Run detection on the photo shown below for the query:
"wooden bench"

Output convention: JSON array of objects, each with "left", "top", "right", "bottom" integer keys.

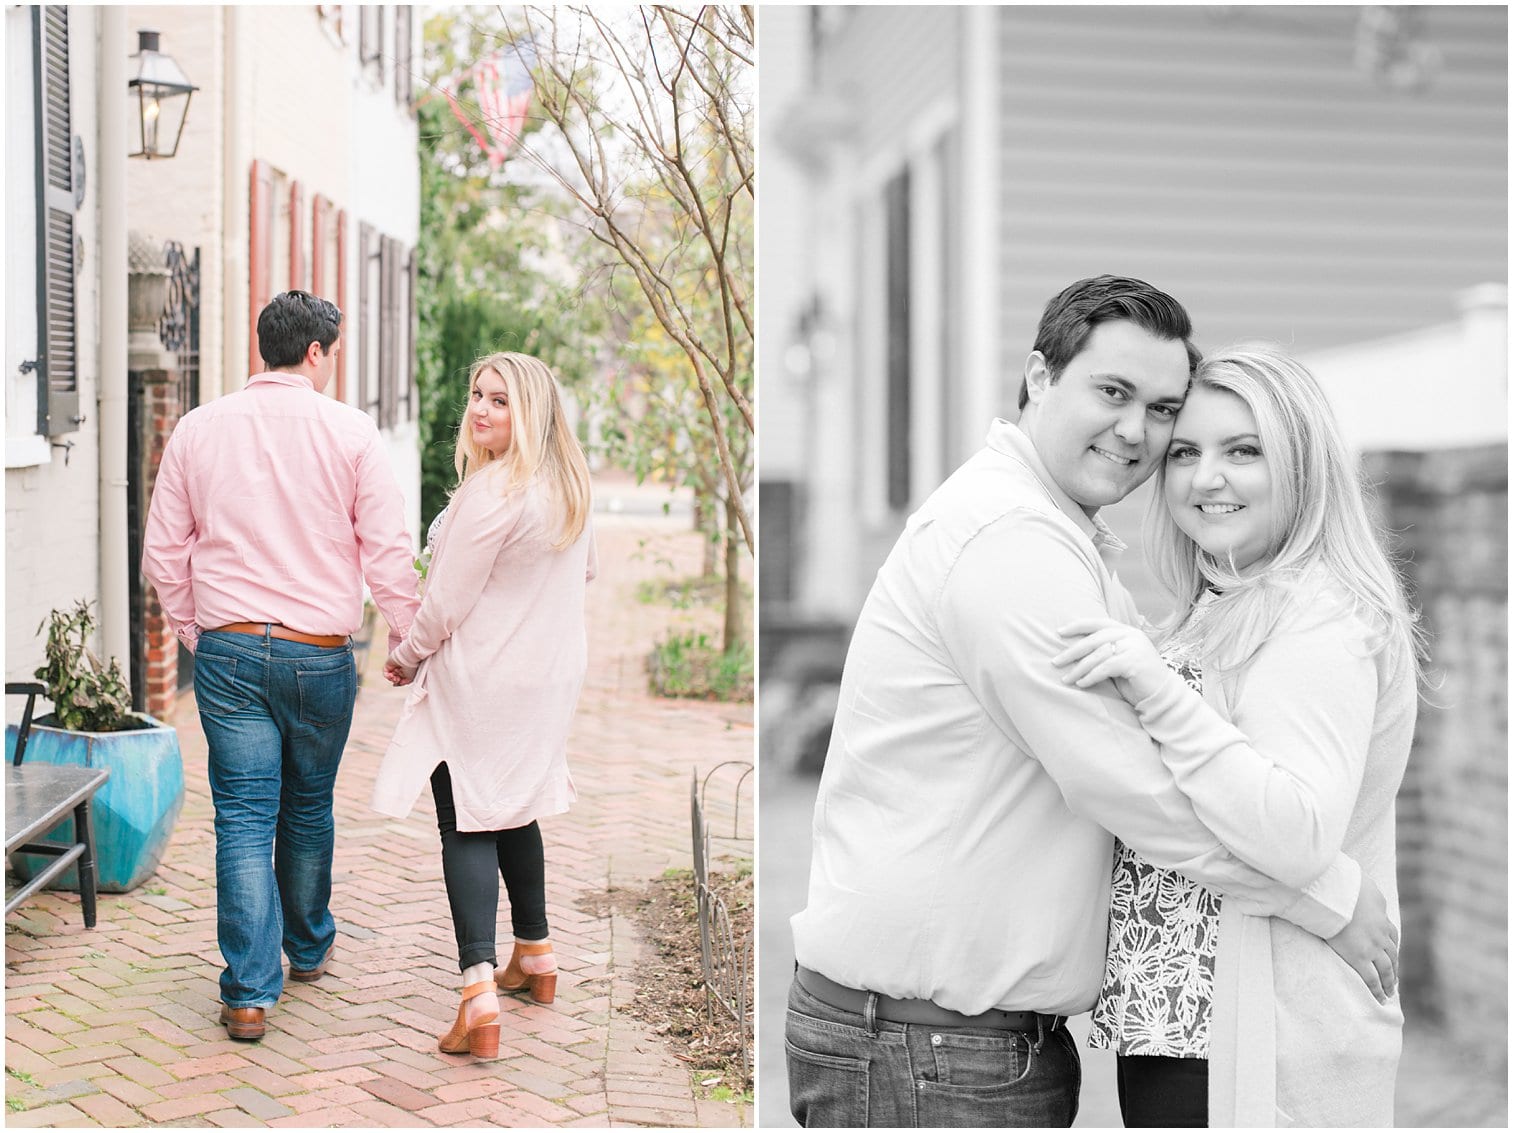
[{"left": 5, "top": 682, "right": 109, "bottom": 928}]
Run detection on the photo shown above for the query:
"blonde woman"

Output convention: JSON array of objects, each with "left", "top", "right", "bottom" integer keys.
[
  {"left": 1053, "top": 346, "right": 1422, "bottom": 1126},
  {"left": 372, "top": 352, "right": 596, "bottom": 1059}
]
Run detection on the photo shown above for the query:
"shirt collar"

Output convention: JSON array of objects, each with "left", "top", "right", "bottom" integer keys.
[
  {"left": 246, "top": 370, "right": 315, "bottom": 392},
  {"left": 985, "top": 418, "right": 1127, "bottom": 548}
]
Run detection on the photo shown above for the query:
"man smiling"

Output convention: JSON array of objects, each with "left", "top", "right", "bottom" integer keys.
[{"left": 784, "top": 276, "right": 1392, "bottom": 1127}]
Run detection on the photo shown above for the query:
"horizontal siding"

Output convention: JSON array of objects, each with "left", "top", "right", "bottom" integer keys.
[
  {"left": 823, "top": 7, "right": 960, "bottom": 156},
  {"left": 995, "top": 4, "right": 1508, "bottom": 370}
]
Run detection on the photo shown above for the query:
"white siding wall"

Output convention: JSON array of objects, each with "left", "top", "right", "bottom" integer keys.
[
  {"left": 349, "top": 6, "right": 421, "bottom": 543},
  {"left": 820, "top": 8, "right": 958, "bottom": 155},
  {"left": 124, "top": 7, "right": 225, "bottom": 397},
  {"left": 755, "top": 8, "right": 809, "bottom": 480},
  {"left": 123, "top": 4, "right": 422, "bottom": 543},
  {"left": 6, "top": 9, "right": 104, "bottom": 690},
  {"left": 823, "top": 8, "right": 965, "bottom": 609},
  {"left": 992, "top": 6, "right": 1508, "bottom": 388}
]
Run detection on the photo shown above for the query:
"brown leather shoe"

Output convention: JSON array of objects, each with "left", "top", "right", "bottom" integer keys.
[
  {"left": 437, "top": 982, "right": 500, "bottom": 1059},
  {"left": 219, "top": 1005, "right": 266, "bottom": 1041},
  {"left": 496, "top": 939, "right": 557, "bottom": 1004},
  {"left": 290, "top": 940, "right": 335, "bottom": 983}
]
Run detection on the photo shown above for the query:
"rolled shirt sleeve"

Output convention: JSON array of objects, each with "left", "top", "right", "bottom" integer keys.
[
  {"left": 937, "top": 509, "right": 1357, "bottom": 938},
  {"left": 352, "top": 429, "right": 422, "bottom": 652}
]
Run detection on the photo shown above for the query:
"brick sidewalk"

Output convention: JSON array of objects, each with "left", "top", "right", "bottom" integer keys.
[{"left": 6, "top": 501, "right": 752, "bottom": 1128}]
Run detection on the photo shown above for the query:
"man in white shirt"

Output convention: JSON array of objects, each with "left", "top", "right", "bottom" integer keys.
[{"left": 785, "top": 276, "right": 1396, "bottom": 1127}]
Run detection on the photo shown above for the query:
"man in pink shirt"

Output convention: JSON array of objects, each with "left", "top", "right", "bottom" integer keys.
[{"left": 142, "top": 290, "right": 420, "bottom": 1041}]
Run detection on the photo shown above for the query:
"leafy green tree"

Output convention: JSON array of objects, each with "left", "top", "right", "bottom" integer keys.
[
  {"left": 499, "top": 5, "right": 754, "bottom": 653},
  {"left": 419, "top": 6, "right": 753, "bottom": 657},
  {"left": 415, "top": 10, "right": 600, "bottom": 530}
]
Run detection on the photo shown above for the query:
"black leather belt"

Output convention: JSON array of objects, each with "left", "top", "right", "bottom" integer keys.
[{"left": 796, "top": 966, "right": 1064, "bottom": 1033}]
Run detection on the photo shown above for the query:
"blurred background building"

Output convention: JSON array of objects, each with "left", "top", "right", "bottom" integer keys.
[
  {"left": 758, "top": 5, "right": 1506, "bottom": 1126},
  {"left": 6, "top": 5, "right": 420, "bottom": 721}
]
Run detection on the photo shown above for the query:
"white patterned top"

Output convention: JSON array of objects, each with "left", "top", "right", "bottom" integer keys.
[{"left": 1088, "top": 655, "right": 1222, "bottom": 1058}]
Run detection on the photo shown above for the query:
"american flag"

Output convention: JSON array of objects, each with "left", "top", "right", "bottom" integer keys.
[{"left": 445, "top": 39, "right": 536, "bottom": 169}]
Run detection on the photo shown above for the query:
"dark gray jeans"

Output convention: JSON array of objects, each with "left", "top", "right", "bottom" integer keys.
[{"left": 785, "top": 975, "right": 1081, "bottom": 1128}]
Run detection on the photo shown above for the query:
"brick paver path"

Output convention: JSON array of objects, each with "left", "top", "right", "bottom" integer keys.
[{"left": 6, "top": 482, "right": 751, "bottom": 1128}]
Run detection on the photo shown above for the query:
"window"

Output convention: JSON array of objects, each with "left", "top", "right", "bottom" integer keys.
[
  {"left": 288, "top": 180, "right": 306, "bottom": 291},
  {"left": 359, "top": 5, "right": 384, "bottom": 80},
  {"left": 395, "top": 6, "right": 413, "bottom": 110},
  {"left": 248, "top": 158, "right": 294, "bottom": 373},
  {"left": 358, "top": 222, "right": 416, "bottom": 429},
  {"left": 359, "top": 222, "right": 380, "bottom": 417},
  {"left": 855, "top": 107, "right": 960, "bottom": 521},
  {"left": 34, "top": 4, "right": 79, "bottom": 439},
  {"left": 883, "top": 168, "right": 910, "bottom": 512},
  {"left": 311, "top": 194, "right": 346, "bottom": 399}
]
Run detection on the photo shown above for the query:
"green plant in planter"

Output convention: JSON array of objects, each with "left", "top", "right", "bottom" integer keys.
[
  {"left": 34, "top": 600, "right": 136, "bottom": 732},
  {"left": 8, "top": 599, "right": 184, "bottom": 892}
]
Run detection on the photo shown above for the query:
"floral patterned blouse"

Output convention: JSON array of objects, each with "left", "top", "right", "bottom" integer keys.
[{"left": 1088, "top": 655, "right": 1223, "bottom": 1058}]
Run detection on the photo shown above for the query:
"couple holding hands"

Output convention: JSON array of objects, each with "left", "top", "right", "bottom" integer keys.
[{"left": 142, "top": 290, "right": 595, "bottom": 1059}]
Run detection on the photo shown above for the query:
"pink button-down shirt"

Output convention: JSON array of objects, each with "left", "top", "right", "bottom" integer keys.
[{"left": 142, "top": 371, "right": 420, "bottom": 652}]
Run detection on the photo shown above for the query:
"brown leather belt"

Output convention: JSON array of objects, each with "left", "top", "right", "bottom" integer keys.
[
  {"left": 796, "top": 966, "right": 1063, "bottom": 1033},
  {"left": 210, "top": 622, "right": 349, "bottom": 648}
]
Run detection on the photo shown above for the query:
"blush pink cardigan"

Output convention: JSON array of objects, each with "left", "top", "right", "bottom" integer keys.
[{"left": 370, "top": 463, "right": 596, "bottom": 831}]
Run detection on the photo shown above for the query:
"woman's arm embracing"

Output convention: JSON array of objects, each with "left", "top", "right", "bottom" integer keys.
[{"left": 1129, "top": 598, "right": 1379, "bottom": 890}]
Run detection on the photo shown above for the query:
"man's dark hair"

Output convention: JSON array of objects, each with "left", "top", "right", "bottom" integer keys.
[
  {"left": 257, "top": 290, "right": 343, "bottom": 370},
  {"left": 1018, "top": 275, "right": 1200, "bottom": 410}
]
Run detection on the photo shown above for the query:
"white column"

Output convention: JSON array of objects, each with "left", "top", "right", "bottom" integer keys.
[
  {"left": 98, "top": 6, "right": 131, "bottom": 677},
  {"left": 221, "top": 4, "right": 246, "bottom": 398},
  {"left": 959, "top": 6, "right": 1001, "bottom": 433}
]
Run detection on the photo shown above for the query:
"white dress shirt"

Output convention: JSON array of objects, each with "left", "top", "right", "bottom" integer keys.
[{"left": 790, "top": 420, "right": 1358, "bottom": 1017}]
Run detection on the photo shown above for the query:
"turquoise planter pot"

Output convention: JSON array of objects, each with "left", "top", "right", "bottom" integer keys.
[{"left": 6, "top": 714, "right": 185, "bottom": 893}]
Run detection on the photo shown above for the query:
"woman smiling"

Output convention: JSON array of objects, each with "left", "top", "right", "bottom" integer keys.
[
  {"left": 1055, "top": 346, "right": 1425, "bottom": 1126},
  {"left": 370, "top": 352, "right": 596, "bottom": 1060}
]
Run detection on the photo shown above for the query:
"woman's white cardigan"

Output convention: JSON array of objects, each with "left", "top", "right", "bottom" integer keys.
[{"left": 1130, "top": 576, "right": 1416, "bottom": 1127}]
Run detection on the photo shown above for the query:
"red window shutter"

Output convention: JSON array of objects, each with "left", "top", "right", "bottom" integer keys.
[
  {"left": 249, "top": 158, "right": 274, "bottom": 374},
  {"left": 335, "top": 207, "right": 348, "bottom": 403},
  {"left": 311, "top": 194, "right": 329, "bottom": 297},
  {"left": 289, "top": 180, "right": 305, "bottom": 290}
]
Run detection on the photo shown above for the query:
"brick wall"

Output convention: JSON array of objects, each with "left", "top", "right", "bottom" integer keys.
[
  {"left": 138, "top": 369, "right": 184, "bottom": 720},
  {"left": 1368, "top": 444, "right": 1508, "bottom": 1056}
]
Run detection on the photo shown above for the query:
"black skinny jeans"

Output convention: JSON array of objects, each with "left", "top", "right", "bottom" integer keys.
[
  {"left": 430, "top": 762, "right": 549, "bottom": 972},
  {"left": 1116, "top": 1054, "right": 1208, "bottom": 1128}
]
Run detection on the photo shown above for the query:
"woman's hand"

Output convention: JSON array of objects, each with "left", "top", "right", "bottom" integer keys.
[
  {"left": 1052, "top": 617, "right": 1169, "bottom": 703},
  {"left": 384, "top": 659, "right": 415, "bottom": 687},
  {"left": 1326, "top": 873, "right": 1399, "bottom": 1005}
]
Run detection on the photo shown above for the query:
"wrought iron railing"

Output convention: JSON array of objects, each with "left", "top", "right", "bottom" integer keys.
[{"left": 690, "top": 760, "right": 753, "bottom": 1070}]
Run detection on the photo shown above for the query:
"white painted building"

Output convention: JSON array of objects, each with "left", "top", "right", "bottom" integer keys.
[
  {"left": 5, "top": 4, "right": 422, "bottom": 706},
  {"left": 759, "top": 5, "right": 1508, "bottom": 628}
]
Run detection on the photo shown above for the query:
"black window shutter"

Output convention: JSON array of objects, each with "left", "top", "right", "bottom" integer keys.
[
  {"left": 35, "top": 5, "right": 79, "bottom": 437},
  {"left": 359, "top": 222, "right": 377, "bottom": 420},
  {"left": 884, "top": 168, "right": 911, "bottom": 511},
  {"left": 406, "top": 245, "right": 417, "bottom": 421},
  {"left": 379, "top": 236, "right": 396, "bottom": 430},
  {"left": 395, "top": 7, "right": 413, "bottom": 110}
]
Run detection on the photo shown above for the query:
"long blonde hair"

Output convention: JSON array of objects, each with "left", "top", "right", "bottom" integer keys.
[
  {"left": 453, "top": 351, "right": 592, "bottom": 547},
  {"left": 1147, "top": 346, "right": 1426, "bottom": 683}
]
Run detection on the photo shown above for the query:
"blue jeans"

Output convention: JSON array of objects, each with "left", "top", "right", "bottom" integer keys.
[
  {"left": 785, "top": 975, "right": 1081, "bottom": 1127},
  {"left": 194, "top": 630, "right": 357, "bottom": 1008}
]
